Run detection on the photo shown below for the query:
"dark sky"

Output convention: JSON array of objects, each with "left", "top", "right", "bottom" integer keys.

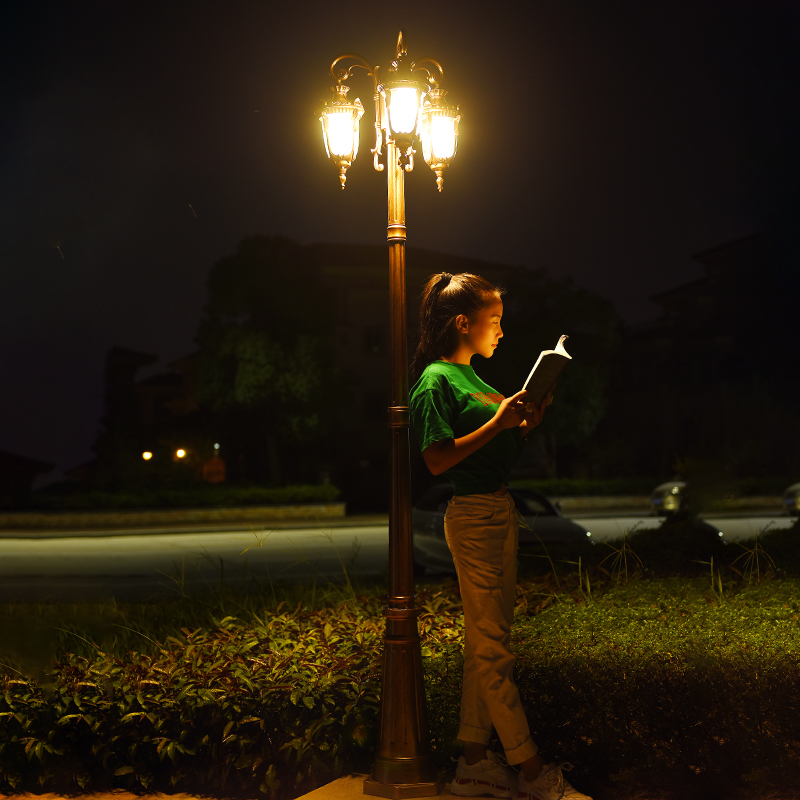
[{"left": 1, "top": 0, "right": 797, "bottom": 482}]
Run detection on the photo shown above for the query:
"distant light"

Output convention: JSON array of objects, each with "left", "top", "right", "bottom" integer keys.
[
  {"left": 176, "top": 449, "right": 186, "bottom": 459},
  {"left": 586, "top": 531, "right": 592, "bottom": 537},
  {"left": 214, "top": 443, "right": 220, "bottom": 450},
  {"left": 142, "top": 451, "right": 153, "bottom": 461},
  {"left": 718, "top": 531, "right": 724, "bottom": 537}
]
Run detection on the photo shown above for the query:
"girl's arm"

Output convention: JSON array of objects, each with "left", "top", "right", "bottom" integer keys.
[{"left": 422, "top": 389, "right": 530, "bottom": 475}]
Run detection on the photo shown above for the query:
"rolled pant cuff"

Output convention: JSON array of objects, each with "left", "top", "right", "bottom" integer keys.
[
  {"left": 457, "top": 724, "right": 492, "bottom": 745},
  {"left": 504, "top": 736, "right": 538, "bottom": 766}
]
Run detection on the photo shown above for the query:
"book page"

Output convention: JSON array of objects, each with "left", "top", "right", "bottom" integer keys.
[
  {"left": 521, "top": 335, "right": 571, "bottom": 404},
  {"left": 553, "top": 334, "right": 570, "bottom": 357}
]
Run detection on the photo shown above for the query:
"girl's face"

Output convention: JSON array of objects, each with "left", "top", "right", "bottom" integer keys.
[{"left": 464, "top": 299, "right": 504, "bottom": 359}]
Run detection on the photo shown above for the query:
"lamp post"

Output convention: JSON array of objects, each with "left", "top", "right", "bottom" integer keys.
[{"left": 318, "top": 32, "right": 459, "bottom": 798}]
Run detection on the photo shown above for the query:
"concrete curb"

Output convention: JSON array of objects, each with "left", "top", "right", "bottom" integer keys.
[{"left": 0, "top": 503, "right": 346, "bottom": 531}]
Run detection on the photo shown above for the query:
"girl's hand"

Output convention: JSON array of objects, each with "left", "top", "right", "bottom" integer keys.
[
  {"left": 525, "top": 383, "right": 556, "bottom": 412},
  {"left": 520, "top": 391, "right": 552, "bottom": 437},
  {"left": 492, "top": 389, "right": 530, "bottom": 430}
]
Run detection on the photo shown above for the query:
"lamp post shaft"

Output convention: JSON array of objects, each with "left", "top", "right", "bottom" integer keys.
[{"left": 363, "top": 141, "right": 442, "bottom": 797}]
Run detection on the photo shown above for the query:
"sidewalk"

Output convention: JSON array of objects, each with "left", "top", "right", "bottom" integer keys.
[
  {"left": 299, "top": 774, "right": 453, "bottom": 800},
  {"left": 7, "top": 775, "right": 453, "bottom": 800}
]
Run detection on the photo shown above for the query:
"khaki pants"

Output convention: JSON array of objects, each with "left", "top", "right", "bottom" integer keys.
[{"left": 444, "top": 492, "right": 538, "bottom": 765}]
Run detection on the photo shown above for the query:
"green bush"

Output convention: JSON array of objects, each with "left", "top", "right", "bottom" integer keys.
[
  {"left": 510, "top": 578, "right": 800, "bottom": 797},
  {"left": 25, "top": 483, "right": 341, "bottom": 511},
  {"left": 0, "top": 597, "right": 385, "bottom": 798}
]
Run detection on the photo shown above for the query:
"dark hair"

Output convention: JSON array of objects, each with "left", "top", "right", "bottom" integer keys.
[{"left": 411, "top": 272, "right": 503, "bottom": 381}]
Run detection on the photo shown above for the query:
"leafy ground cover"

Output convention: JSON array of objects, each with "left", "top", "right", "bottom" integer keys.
[{"left": 1, "top": 525, "right": 799, "bottom": 799}]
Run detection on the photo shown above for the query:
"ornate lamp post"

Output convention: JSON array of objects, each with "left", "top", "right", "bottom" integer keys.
[{"left": 318, "top": 32, "right": 459, "bottom": 798}]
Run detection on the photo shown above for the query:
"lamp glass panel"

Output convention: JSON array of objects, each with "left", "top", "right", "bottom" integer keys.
[
  {"left": 430, "top": 115, "right": 457, "bottom": 160},
  {"left": 325, "top": 109, "right": 357, "bottom": 158},
  {"left": 420, "top": 121, "right": 432, "bottom": 163},
  {"left": 387, "top": 87, "right": 420, "bottom": 134}
]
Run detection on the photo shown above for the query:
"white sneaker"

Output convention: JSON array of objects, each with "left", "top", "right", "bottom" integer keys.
[
  {"left": 451, "top": 751, "right": 518, "bottom": 798},
  {"left": 515, "top": 762, "right": 591, "bottom": 800}
]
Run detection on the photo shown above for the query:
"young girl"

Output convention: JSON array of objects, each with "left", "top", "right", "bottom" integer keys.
[{"left": 409, "top": 273, "right": 591, "bottom": 800}]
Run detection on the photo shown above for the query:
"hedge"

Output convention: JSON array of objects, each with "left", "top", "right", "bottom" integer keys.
[{"left": 19, "top": 484, "right": 341, "bottom": 512}]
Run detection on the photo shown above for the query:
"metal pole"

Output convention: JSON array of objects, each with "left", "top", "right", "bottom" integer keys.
[{"left": 363, "top": 141, "right": 442, "bottom": 798}]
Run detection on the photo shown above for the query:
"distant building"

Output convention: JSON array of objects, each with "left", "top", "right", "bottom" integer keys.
[
  {"left": 597, "top": 234, "right": 785, "bottom": 478},
  {"left": 135, "top": 354, "right": 198, "bottom": 427},
  {"left": 622, "top": 234, "right": 760, "bottom": 390}
]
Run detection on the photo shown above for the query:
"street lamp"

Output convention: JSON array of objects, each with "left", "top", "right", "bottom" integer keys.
[
  {"left": 319, "top": 31, "right": 460, "bottom": 191},
  {"left": 317, "top": 32, "right": 459, "bottom": 798}
]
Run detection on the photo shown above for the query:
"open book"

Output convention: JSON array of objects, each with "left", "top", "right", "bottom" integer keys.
[{"left": 521, "top": 335, "right": 572, "bottom": 406}]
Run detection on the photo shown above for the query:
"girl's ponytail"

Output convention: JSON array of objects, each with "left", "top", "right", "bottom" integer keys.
[{"left": 411, "top": 272, "right": 502, "bottom": 382}]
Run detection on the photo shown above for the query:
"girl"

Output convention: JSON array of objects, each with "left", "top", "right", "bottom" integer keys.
[{"left": 409, "top": 273, "right": 591, "bottom": 800}]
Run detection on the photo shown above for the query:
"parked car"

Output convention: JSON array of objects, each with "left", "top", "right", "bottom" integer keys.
[
  {"left": 784, "top": 483, "right": 800, "bottom": 516},
  {"left": 412, "top": 484, "right": 592, "bottom": 574},
  {"left": 650, "top": 479, "right": 688, "bottom": 516}
]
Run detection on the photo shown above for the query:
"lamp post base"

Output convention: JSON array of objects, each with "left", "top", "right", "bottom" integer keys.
[{"left": 363, "top": 773, "right": 445, "bottom": 799}]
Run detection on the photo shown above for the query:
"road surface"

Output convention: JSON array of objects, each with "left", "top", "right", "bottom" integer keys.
[
  {"left": 0, "top": 515, "right": 794, "bottom": 601},
  {"left": 574, "top": 514, "right": 794, "bottom": 543}
]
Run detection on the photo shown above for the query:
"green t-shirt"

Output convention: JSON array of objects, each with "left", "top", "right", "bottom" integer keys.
[{"left": 409, "top": 360, "right": 522, "bottom": 496}]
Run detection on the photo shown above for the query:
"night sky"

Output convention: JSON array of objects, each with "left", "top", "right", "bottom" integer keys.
[{"left": 2, "top": 1, "right": 797, "bottom": 482}]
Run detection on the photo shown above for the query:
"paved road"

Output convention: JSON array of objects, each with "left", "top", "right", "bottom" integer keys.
[
  {"left": 0, "top": 525, "right": 390, "bottom": 602},
  {"left": 0, "top": 515, "right": 794, "bottom": 601}
]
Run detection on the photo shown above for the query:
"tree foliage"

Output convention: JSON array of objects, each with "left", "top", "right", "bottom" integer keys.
[
  {"left": 478, "top": 266, "right": 621, "bottom": 472},
  {"left": 195, "top": 236, "right": 337, "bottom": 483}
]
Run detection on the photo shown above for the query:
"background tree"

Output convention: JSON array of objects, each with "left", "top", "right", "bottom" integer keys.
[
  {"left": 195, "top": 236, "right": 337, "bottom": 485},
  {"left": 477, "top": 267, "right": 621, "bottom": 478}
]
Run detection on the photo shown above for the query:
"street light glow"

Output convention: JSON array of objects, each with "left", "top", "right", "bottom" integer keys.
[
  {"left": 323, "top": 105, "right": 361, "bottom": 158},
  {"left": 318, "top": 31, "right": 458, "bottom": 192},
  {"left": 175, "top": 449, "right": 186, "bottom": 459},
  {"left": 429, "top": 115, "right": 457, "bottom": 158},
  {"left": 142, "top": 451, "right": 153, "bottom": 460},
  {"left": 419, "top": 88, "right": 460, "bottom": 191},
  {"left": 318, "top": 84, "right": 364, "bottom": 188},
  {"left": 383, "top": 85, "right": 421, "bottom": 134}
]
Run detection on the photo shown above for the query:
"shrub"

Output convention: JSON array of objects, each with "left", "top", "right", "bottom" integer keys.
[{"left": 25, "top": 484, "right": 341, "bottom": 511}]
